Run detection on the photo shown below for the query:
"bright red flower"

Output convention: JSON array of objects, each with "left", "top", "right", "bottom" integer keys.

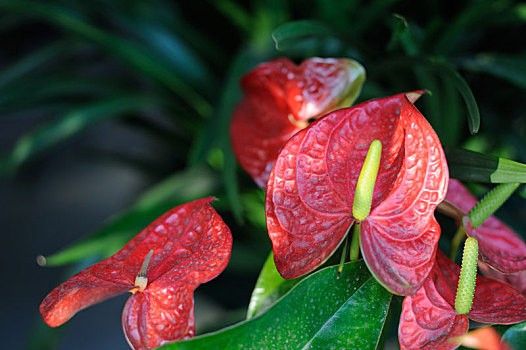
[
  {"left": 446, "top": 179, "right": 526, "bottom": 274},
  {"left": 265, "top": 92, "right": 448, "bottom": 295},
  {"left": 40, "top": 197, "right": 232, "bottom": 350},
  {"left": 398, "top": 250, "right": 526, "bottom": 350},
  {"left": 230, "top": 57, "right": 365, "bottom": 187}
]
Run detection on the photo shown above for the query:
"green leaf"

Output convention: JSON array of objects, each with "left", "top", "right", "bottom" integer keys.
[
  {"left": 0, "top": 41, "right": 69, "bottom": 88},
  {"left": 461, "top": 53, "right": 526, "bottom": 90},
  {"left": 0, "top": 95, "right": 158, "bottom": 175},
  {"left": 160, "top": 261, "right": 392, "bottom": 349},
  {"left": 39, "top": 167, "right": 219, "bottom": 266},
  {"left": 0, "top": 0, "right": 210, "bottom": 116},
  {"left": 272, "top": 20, "right": 335, "bottom": 51},
  {"left": 447, "top": 148, "right": 526, "bottom": 183},
  {"left": 503, "top": 321, "right": 526, "bottom": 350},
  {"left": 189, "top": 49, "right": 261, "bottom": 222},
  {"left": 387, "top": 14, "right": 408, "bottom": 51},
  {"left": 246, "top": 252, "right": 302, "bottom": 319},
  {"left": 429, "top": 59, "right": 480, "bottom": 135}
]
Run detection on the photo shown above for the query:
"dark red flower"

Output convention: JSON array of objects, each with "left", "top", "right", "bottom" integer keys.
[
  {"left": 230, "top": 57, "right": 365, "bottom": 187},
  {"left": 446, "top": 179, "right": 526, "bottom": 275},
  {"left": 40, "top": 197, "right": 232, "bottom": 350},
  {"left": 265, "top": 91, "right": 449, "bottom": 295},
  {"left": 399, "top": 250, "right": 526, "bottom": 350}
]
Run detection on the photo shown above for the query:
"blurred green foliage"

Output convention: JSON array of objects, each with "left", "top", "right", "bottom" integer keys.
[{"left": 1, "top": 0, "right": 525, "bottom": 348}]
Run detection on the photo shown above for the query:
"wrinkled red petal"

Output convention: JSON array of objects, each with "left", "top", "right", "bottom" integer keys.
[
  {"left": 399, "top": 275, "right": 468, "bottom": 350},
  {"left": 122, "top": 282, "right": 195, "bottom": 350},
  {"left": 434, "top": 250, "right": 526, "bottom": 324},
  {"left": 230, "top": 57, "right": 364, "bottom": 187},
  {"left": 362, "top": 96, "right": 447, "bottom": 294},
  {"left": 446, "top": 179, "right": 526, "bottom": 273},
  {"left": 266, "top": 92, "right": 447, "bottom": 293},
  {"left": 40, "top": 198, "right": 232, "bottom": 350},
  {"left": 478, "top": 260, "right": 526, "bottom": 294}
]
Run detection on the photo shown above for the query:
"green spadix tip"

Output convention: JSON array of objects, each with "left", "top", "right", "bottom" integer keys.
[
  {"left": 454, "top": 237, "right": 479, "bottom": 315},
  {"left": 353, "top": 140, "right": 382, "bottom": 221}
]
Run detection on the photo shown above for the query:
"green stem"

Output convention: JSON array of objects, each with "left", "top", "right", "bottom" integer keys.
[
  {"left": 449, "top": 224, "right": 466, "bottom": 261},
  {"left": 337, "top": 235, "right": 349, "bottom": 279},
  {"left": 350, "top": 223, "right": 361, "bottom": 261}
]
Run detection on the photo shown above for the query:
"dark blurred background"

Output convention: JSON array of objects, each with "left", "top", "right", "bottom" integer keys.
[{"left": 1, "top": 0, "right": 525, "bottom": 349}]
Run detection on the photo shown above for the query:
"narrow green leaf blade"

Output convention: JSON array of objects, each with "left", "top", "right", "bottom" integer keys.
[
  {"left": 503, "top": 321, "right": 526, "bottom": 350},
  {"left": 0, "top": 95, "right": 158, "bottom": 175},
  {"left": 0, "top": 0, "right": 210, "bottom": 116},
  {"left": 160, "top": 261, "right": 392, "bottom": 350},
  {"left": 447, "top": 148, "right": 526, "bottom": 183},
  {"left": 272, "top": 20, "right": 335, "bottom": 51},
  {"left": 246, "top": 252, "right": 302, "bottom": 319},
  {"left": 429, "top": 60, "right": 480, "bottom": 134},
  {"left": 461, "top": 53, "right": 526, "bottom": 90}
]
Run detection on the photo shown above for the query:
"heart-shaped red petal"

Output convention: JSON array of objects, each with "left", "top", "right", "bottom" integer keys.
[
  {"left": 399, "top": 272, "right": 468, "bottom": 350},
  {"left": 266, "top": 92, "right": 448, "bottom": 295},
  {"left": 478, "top": 260, "right": 526, "bottom": 294},
  {"left": 434, "top": 250, "right": 526, "bottom": 324},
  {"left": 446, "top": 179, "right": 526, "bottom": 273},
  {"left": 230, "top": 57, "right": 365, "bottom": 187},
  {"left": 40, "top": 197, "right": 232, "bottom": 350}
]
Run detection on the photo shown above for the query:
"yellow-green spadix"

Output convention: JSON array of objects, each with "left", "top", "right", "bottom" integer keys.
[{"left": 353, "top": 140, "right": 382, "bottom": 221}]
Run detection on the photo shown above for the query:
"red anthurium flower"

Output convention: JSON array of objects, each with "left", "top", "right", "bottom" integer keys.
[
  {"left": 446, "top": 179, "right": 526, "bottom": 274},
  {"left": 230, "top": 57, "right": 365, "bottom": 187},
  {"left": 398, "top": 250, "right": 526, "bottom": 350},
  {"left": 40, "top": 197, "right": 232, "bottom": 350},
  {"left": 265, "top": 92, "right": 449, "bottom": 295}
]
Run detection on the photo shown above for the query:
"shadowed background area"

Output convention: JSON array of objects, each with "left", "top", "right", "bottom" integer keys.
[{"left": 0, "top": 0, "right": 525, "bottom": 349}]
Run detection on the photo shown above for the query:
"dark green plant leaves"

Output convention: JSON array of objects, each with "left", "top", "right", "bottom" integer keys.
[
  {"left": 447, "top": 148, "right": 526, "bottom": 183},
  {"left": 160, "top": 261, "right": 392, "bottom": 350},
  {"left": 39, "top": 167, "right": 219, "bottom": 266},
  {"left": 428, "top": 59, "right": 480, "bottom": 135},
  {"left": 0, "top": 0, "right": 210, "bottom": 116},
  {"left": 461, "top": 53, "right": 526, "bottom": 90},
  {"left": 246, "top": 252, "right": 302, "bottom": 319},
  {"left": 502, "top": 321, "right": 526, "bottom": 350},
  {"left": 0, "top": 95, "right": 159, "bottom": 176},
  {"left": 272, "top": 20, "right": 335, "bottom": 51}
]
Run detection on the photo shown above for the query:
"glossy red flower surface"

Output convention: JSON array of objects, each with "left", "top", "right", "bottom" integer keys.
[
  {"left": 230, "top": 57, "right": 365, "bottom": 187},
  {"left": 446, "top": 179, "right": 526, "bottom": 274},
  {"left": 398, "top": 250, "right": 526, "bottom": 350},
  {"left": 40, "top": 197, "right": 232, "bottom": 350},
  {"left": 265, "top": 92, "right": 448, "bottom": 295}
]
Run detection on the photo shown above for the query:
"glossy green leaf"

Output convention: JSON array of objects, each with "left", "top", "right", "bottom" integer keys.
[
  {"left": 272, "top": 20, "right": 335, "bottom": 51},
  {"left": 447, "top": 148, "right": 526, "bottom": 183},
  {"left": 0, "top": 95, "right": 158, "bottom": 175},
  {"left": 246, "top": 252, "right": 302, "bottom": 319},
  {"left": 0, "top": 0, "right": 210, "bottom": 116},
  {"left": 429, "top": 60, "right": 480, "bottom": 134},
  {"left": 39, "top": 167, "right": 219, "bottom": 266},
  {"left": 160, "top": 261, "right": 392, "bottom": 350},
  {"left": 502, "top": 321, "right": 526, "bottom": 350}
]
